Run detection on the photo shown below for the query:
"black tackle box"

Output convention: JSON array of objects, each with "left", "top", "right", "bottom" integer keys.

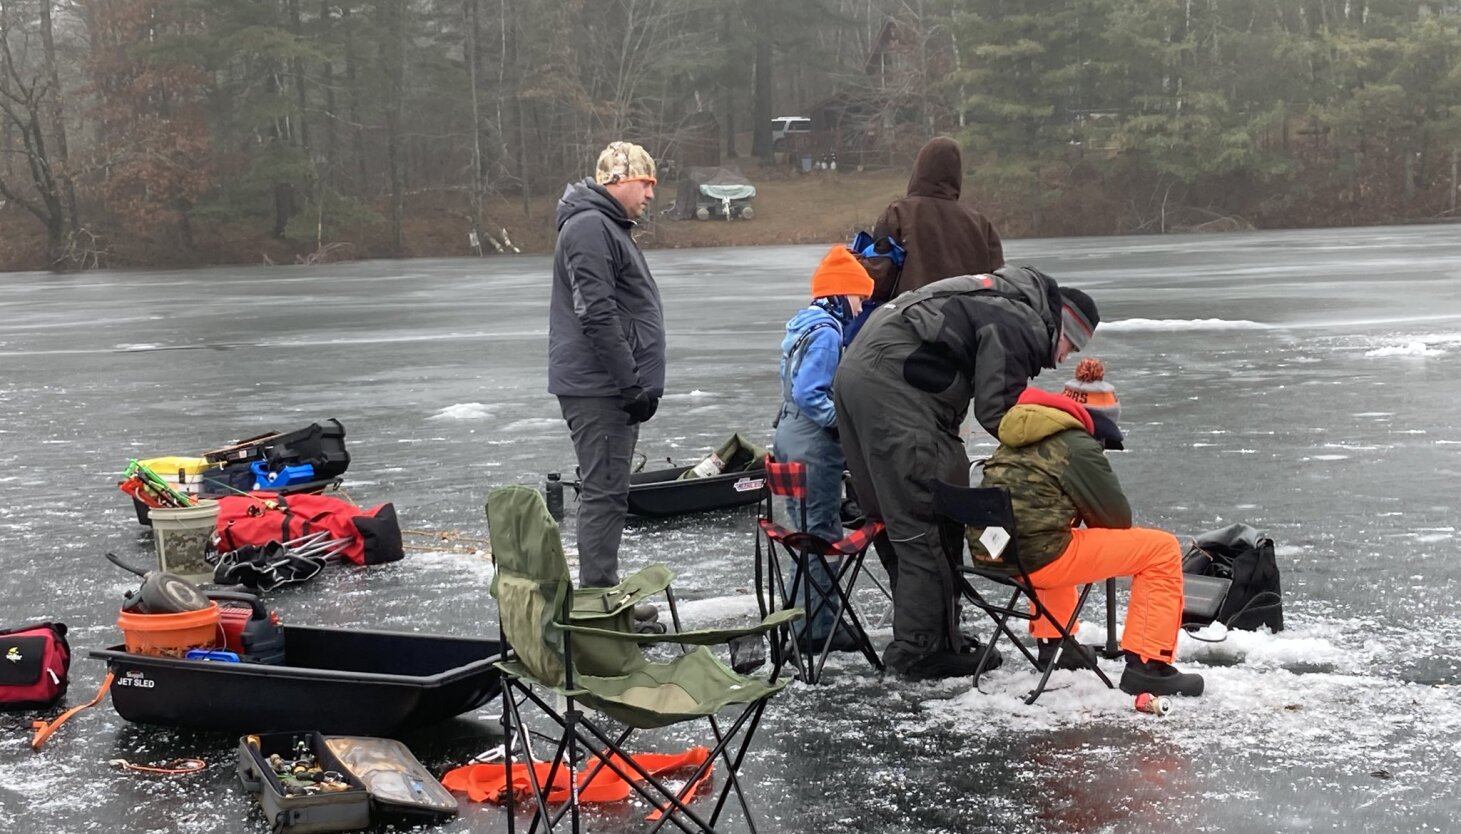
[
  {"left": 238, "top": 731, "right": 458, "bottom": 833},
  {"left": 238, "top": 731, "right": 370, "bottom": 834}
]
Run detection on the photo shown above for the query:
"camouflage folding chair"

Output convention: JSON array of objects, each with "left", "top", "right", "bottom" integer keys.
[{"left": 486, "top": 485, "right": 801, "bottom": 834}]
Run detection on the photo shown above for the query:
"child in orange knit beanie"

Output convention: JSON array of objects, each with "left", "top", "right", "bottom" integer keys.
[{"left": 772, "top": 244, "right": 874, "bottom": 651}]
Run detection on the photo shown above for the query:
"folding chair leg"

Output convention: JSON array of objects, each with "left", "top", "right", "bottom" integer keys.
[
  {"left": 513, "top": 685, "right": 714, "bottom": 834},
  {"left": 570, "top": 710, "right": 732, "bottom": 834},
  {"left": 983, "top": 584, "right": 1042, "bottom": 668},
  {"left": 765, "top": 542, "right": 813, "bottom": 681},
  {"left": 810, "top": 555, "right": 883, "bottom": 680},
  {"left": 1024, "top": 583, "right": 1114, "bottom": 705},
  {"left": 503, "top": 686, "right": 559, "bottom": 833},
  {"left": 863, "top": 569, "right": 894, "bottom": 628},
  {"left": 504, "top": 679, "right": 516, "bottom": 834},
  {"left": 704, "top": 705, "right": 770, "bottom": 833},
  {"left": 973, "top": 593, "right": 1034, "bottom": 689},
  {"left": 545, "top": 725, "right": 636, "bottom": 831},
  {"left": 1101, "top": 577, "right": 1123, "bottom": 659}
]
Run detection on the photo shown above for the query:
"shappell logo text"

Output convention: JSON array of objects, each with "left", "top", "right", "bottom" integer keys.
[{"left": 117, "top": 671, "right": 155, "bottom": 689}]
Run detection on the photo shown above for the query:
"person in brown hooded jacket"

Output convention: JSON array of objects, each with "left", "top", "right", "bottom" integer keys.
[{"left": 869, "top": 136, "right": 1005, "bottom": 302}]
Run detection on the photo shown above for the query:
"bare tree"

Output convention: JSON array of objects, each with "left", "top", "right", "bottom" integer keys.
[{"left": 0, "top": 0, "right": 76, "bottom": 267}]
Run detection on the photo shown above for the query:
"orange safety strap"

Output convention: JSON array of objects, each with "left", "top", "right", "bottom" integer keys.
[
  {"left": 109, "top": 757, "right": 208, "bottom": 775},
  {"left": 31, "top": 672, "right": 114, "bottom": 751},
  {"left": 442, "top": 746, "right": 714, "bottom": 819}
]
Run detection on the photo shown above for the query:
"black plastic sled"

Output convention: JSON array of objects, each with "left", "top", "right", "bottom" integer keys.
[
  {"left": 625, "top": 465, "right": 767, "bottom": 518},
  {"left": 89, "top": 626, "right": 501, "bottom": 735}
]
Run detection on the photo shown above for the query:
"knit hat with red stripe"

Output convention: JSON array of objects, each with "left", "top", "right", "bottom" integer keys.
[{"left": 1058, "top": 287, "right": 1099, "bottom": 352}]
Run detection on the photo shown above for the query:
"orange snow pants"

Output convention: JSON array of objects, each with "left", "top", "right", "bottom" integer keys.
[{"left": 1024, "top": 527, "right": 1184, "bottom": 664}]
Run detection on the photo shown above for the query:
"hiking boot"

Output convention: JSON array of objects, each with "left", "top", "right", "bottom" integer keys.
[
  {"left": 959, "top": 634, "right": 1004, "bottom": 672},
  {"left": 1037, "top": 638, "right": 1097, "bottom": 672},
  {"left": 1119, "top": 659, "right": 1204, "bottom": 697},
  {"left": 632, "top": 619, "right": 668, "bottom": 635},
  {"left": 899, "top": 647, "right": 1001, "bottom": 681},
  {"left": 633, "top": 603, "right": 660, "bottom": 623}
]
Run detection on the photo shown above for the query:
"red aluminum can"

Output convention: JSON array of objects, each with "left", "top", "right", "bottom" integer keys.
[{"left": 1134, "top": 692, "right": 1171, "bottom": 716}]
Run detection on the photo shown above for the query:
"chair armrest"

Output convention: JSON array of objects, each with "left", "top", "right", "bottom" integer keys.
[
  {"left": 569, "top": 564, "right": 675, "bottom": 621},
  {"left": 561, "top": 608, "right": 804, "bottom": 646}
]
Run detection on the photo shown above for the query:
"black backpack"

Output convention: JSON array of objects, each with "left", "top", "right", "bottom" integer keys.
[{"left": 1182, "top": 523, "right": 1284, "bottom": 632}]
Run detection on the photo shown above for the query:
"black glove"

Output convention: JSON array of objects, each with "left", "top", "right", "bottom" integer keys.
[{"left": 620, "top": 386, "right": 659, "bottom": 425}]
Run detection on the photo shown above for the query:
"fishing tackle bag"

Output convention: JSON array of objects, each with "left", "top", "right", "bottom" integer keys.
[
  {"left": 1182, "top": 523, "right": 1284, "bottom": 632},
  {"left": 0, "top": 622, "right": 71, "bottom": 710}
]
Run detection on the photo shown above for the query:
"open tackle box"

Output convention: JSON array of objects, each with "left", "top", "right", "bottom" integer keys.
[{"left": 238, "top": 731, "right": 457, "bottom": 833}]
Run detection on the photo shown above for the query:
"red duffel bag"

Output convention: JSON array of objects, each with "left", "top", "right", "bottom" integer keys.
[
  {"left": 215, "top": 492, "right": 404, "bottom": 566},
  {"left": 0, "top": 623, "right": 71, "bottom": 711}
]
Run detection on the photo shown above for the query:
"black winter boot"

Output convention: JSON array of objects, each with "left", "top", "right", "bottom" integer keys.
[
  {"left": 1037, "top": 638, "right": 1097, "bottom": 672},
  {"left": 1119, "top": 654, "right": 1204, "bottom": 697},
  {"left": 959, "top": 633, "right": 1004, "bottom": 672}
]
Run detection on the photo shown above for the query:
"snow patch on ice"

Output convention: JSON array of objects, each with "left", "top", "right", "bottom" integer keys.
[
  {"left": 675, "top": 593, "right": 761, "bottom": 624},
  {"left": 501, "top": 418, "right": 561, "bottom": 432},
  {"left": 1365, "top": 341, "right": 1444, "bottom": 357},
  {"left": 1101, "top": 318, "right": 1268, "bottom": 332},
  {"left": 429, "top": 402, "right": 495, "bottom": 420},
  {"left": 661, "top": 389, "right": 717, "bottom": 400}
]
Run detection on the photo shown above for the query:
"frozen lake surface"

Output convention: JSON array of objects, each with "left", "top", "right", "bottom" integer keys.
[{"left": 2, "top": 225, "right": 1460, "bottom": 832}]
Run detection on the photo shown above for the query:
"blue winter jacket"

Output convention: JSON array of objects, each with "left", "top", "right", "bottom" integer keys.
[{"left": 779, "top": 306, "right": 845, "bottom": 429}]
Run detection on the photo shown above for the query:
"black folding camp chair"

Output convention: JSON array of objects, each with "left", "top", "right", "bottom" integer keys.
[
  {"left": 486, "top": 485, "right": 801, "bottom": 834},
  {"left": 754, "top": 457, "right": 885, "bottom": 683},
  {"left": 931, "top": 479, "right": 1114, "bottom": 705}
]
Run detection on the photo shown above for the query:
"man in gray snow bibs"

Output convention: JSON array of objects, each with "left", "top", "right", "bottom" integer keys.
[
  {"left": 548, "top": 141, "right": 665, "bottom": 592},
  {"left": 833, "top": 266, "right": 1099, "bottom": 679}
]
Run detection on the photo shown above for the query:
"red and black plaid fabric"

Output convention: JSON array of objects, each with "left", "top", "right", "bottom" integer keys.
[
  {"left": 763, "top": 459, "right": 807, "bottom": 499},
  {"left": 759, "top": 518, "right": 884, "bottom": 558},
  {"left": 828, "top": 520, "right": 884, "bottom": 555}
]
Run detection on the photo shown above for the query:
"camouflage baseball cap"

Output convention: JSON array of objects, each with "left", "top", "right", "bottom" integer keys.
[{"left": 594, "top": 141, "right": 656, "bottom": 185}]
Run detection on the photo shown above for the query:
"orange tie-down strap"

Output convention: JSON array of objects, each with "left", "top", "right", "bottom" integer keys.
[{"left": 443, "top": 746, "right": 713, "bottom": 820}]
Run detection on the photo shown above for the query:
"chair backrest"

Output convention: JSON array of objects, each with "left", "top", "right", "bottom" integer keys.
[
  {"left": 761, "top": 456, "right": 808, "bottom": 529},
  {"left": 930, "top": 479, "right": 1022, "bottom": 570},
  {"left": 485, "top": 485, "right": 572, "bottom": 685},
  {"left": 486, "top": 485, "right": 652, "bottom": 684},
  {"left": 763, "top": 457, "right": 807, "bottom": 499}
]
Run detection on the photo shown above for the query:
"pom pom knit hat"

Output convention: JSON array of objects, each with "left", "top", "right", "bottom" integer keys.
[{"left": 1063, "top": 357, "right": 1120, "bottom": 423}]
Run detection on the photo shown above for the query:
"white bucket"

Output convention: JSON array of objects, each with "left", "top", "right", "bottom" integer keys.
[{"left": 149, "top": 500, "right": 220, "bottom": 583}]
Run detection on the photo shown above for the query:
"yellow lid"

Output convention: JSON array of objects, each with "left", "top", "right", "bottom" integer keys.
[{"left": 137, "top": 456, "right": 218, "bottom": 476}]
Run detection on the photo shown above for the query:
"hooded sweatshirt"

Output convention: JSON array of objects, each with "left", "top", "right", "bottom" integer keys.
[
  {"left": 969, "top": 390, "right": 1132, "bottom": 574},
  {"left": 869, "top": 137, "right": 1005, "bottom": 302},
  {"left": 838, "top": 265, "right": 1064, "bottom": 436},
  {"left": 778, "top": 305, "right": 847, "bottom": 429},
  {"left": 547, "top": 179, "right": 666, "bottom": 398}
]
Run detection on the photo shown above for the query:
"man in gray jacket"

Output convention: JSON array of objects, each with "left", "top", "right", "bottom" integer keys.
[
  {"left": 834, "top": 266, "right": 1099, "bottom": 679},
  {"left": 548, "top": 141, "right": 665, "bottom": 599}
]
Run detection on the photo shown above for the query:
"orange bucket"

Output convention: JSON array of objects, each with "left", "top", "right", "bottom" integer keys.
[{"left": 117, "top": 603, "right": 223, "bottom": 657}]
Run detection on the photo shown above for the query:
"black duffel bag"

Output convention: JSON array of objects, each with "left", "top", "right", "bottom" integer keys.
[{"left": 1182, "top": 523, "right": 1284, "bottom": 632}]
